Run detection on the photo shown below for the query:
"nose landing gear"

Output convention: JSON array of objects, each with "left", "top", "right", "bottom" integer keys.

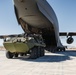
[{"left": 50, "top": 47, "right": 66, "bottom": 53}]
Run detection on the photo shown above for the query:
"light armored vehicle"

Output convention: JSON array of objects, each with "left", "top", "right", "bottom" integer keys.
[{"left": 3, "top": 34, "right": 45, "bottom": 59}]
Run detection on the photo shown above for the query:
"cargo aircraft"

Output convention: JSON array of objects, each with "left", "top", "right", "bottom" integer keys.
[{"left": 0, "top": 0, "right": 75, "bottom": 59}]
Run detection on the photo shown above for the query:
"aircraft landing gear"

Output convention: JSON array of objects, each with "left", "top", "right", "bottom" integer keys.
[
  {"left": 56, "top": 47, "right": 65, "bottom": 52},
  {"left": 50, "top": 47, "right": 66, "bottom": 53}
]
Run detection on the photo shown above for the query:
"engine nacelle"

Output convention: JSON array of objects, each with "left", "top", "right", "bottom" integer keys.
[{"left": 66, "top": 36, "right": 74, "bottom": 44}]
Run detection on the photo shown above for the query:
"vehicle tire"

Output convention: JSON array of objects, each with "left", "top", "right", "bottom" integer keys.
[
  {"left": 37, "top": 47, "right": 41, "bottom": 57},
  {"left": 24, "top": 53, "right": 27, "bottom": 56},
  {"left": 20, "top": 53, "right": 24, "bottom": 56},
  {"left": 30, "top": 47, "right": 38, "bottom": 59},
  {"left": 14, "top": 53, "right": 18, "bottom": 57},
  {"left": 40, "top": 47, "right": 45, "bottom": 57},
  {"left": 6, "top": 51, "right": 14, "bottom": 59}
]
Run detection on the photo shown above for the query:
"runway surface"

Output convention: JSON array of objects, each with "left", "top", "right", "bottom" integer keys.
[{"left": 0, "top": 50, "right": 76, "bottom": 75}]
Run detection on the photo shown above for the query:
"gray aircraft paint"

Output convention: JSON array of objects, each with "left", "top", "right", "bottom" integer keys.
[{"left": 14, "top": 0, "right": 63, "bottom": 47}]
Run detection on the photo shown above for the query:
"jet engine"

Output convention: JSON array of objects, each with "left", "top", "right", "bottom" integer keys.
[{"left": 66, "top": 36, "right": 74, "bottom": 44}]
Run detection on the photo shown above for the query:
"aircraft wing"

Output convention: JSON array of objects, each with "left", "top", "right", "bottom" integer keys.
[
  {"left": 0, "top": 32, "right": 76, "bottom": 39},
  {"left": 0, "top": 34, "right": 24, "bottom": 39},
  {"left": 59, "top": 32, "right": 76, "bottom": 36},
  {"left": 59, "top": 32, "right": 67, "bottom": 36}
]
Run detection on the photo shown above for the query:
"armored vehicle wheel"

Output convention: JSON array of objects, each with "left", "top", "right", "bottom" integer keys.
[
  {"left": 40, "top": 47, "right": 45, "bottom": 57},
  {"left": 24, "top": 53, "right": 27, "bottom": 56},
  {"left": 14, "top": 53, "right": 18, "bottom": 57},
  {"left": 6, "top": 51, "right": 14, "bottom": 59},
  {"left": 20, "top": 53, "right": 24, "bottom": 56},
  {"left": 30, "top": 47, "right": 38, "bottom": 59},
  {"left": 37, "top": 47, "right": 41, "bottom": 57}
]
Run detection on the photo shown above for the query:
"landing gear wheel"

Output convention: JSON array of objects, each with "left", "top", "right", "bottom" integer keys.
[
  {"left": 57, "top": 47, "right": 61, "bottom": 52},
  {"left": 51, "top": 47, "right": 57, "bottom": 53},
  {"left": 62, "top": 47, "right": 66, "bottom": 51},
  {"left": 57, "top": 47, "right": 66, "bottom": 52},
  {"left": 6, "top": 51, "right": 14, "bottom": 59}
]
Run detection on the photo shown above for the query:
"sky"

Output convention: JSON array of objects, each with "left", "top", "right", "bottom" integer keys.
[{"left": 0, "top": 0, "right": 76, "bottom": 46}]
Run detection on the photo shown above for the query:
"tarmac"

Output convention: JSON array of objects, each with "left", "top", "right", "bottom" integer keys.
[{"left": 0, "top": 50, "right": 76, "bottom": 75}]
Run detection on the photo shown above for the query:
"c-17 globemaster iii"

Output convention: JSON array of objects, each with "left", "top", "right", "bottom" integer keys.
[{"left": 0, "top": 0, "right": 75, "bottom": 59}]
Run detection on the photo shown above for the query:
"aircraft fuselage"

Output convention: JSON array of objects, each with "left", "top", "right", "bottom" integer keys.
[{"left": 14, "top": 0, "right": 63, "bottom": 49}]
